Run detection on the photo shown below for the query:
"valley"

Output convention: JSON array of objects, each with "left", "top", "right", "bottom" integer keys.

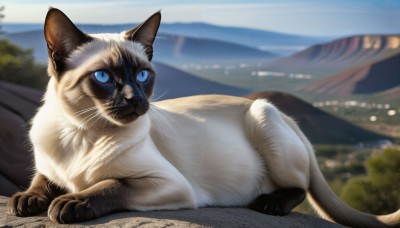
[
  {"left": 2, "top": 23, "right": 399, "bottom": 144},
  {"left": 1, "top": 21, "right": 399, "bottom": 215}
]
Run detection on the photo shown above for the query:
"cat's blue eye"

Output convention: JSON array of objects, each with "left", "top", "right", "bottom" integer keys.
[
  {"left": 93, "top": 70, "right": 110, "bottom": 83},
  {"left": 137, "top": 70, "right": 149, "bottom": 83}
]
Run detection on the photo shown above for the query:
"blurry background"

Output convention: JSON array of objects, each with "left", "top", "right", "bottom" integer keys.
[{"left": 0, "top": 0, "right": 399, "bottom": 215}]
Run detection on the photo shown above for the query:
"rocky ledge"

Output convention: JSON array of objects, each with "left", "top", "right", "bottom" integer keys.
[{"left": 0, "top": 196, "right": 342, "bottom": 228}]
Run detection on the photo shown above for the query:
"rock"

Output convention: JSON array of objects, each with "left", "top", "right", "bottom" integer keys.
[
  {"left": 0, "top": 82, "right": 43, "bottom": 196},
  {"left": 0, "top": 196, "right": 341, "bottom": 227}
]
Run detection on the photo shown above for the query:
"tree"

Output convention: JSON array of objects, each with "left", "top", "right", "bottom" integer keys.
[
  {"left": 340, "top": 147, "right": 400, "bottom": 214},
  {"left": 0, "top": 40, "right": 47, "bottom": 89},
  {"left": 0, "top": 6, "right": 47, "bottom": 89}
]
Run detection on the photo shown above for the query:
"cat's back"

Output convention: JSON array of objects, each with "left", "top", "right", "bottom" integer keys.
[
  {"left": 150, "top": 95, "right": 266, "bottom": 207},
  {"left": 153, "top": 94, "right": 253, "bottom": 114}
]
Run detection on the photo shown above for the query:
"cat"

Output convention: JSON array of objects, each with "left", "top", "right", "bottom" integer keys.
[{"left": 7, "top": 7, "right": 400, "bottom": 227}]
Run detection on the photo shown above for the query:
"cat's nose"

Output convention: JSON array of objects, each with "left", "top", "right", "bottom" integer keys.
[{"left": 122, "top": 85, "right": 133, "bottom": 100}]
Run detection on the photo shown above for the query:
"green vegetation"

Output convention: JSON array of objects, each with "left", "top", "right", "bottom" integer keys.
[
  {"left": 0, "top": 6, "right": 47, "bottom": 89},
  {"left": 315, "top": 145, "right": 372, "bottom": 182},
  {"left": 296, "top": 146, "right": 400, "bottom": 216},
  {"left": 341, "top": 147, "right": 400, "bottom": 214},
  {"left": 315, "top": 145, "right": 400, "bottom": 209},
  {"left": 0, "top": 39, "right": 47, "bottom": 89}
]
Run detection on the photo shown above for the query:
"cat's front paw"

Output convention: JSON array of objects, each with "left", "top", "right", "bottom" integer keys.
[
  {"left": 7, "top": 192, "right": 50, "bottom": 216},
  {"left": 48, "top": 195, "right": 98, "bottom": 223}
]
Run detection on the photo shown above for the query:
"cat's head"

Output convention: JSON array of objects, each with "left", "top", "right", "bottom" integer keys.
[{"left": 44, "top": 8, "right": 160, "bottom": 127}]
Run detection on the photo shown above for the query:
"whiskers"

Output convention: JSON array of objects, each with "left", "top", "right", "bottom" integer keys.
[
  {"left": 150, "top": 89, "right": 169, "bottom": 102},
  {"left": 77, "top": 110, "right": 103, "bottom": 129},
  {"left": 74, "top": 102, "right": 113, "bottom": 129},
  {"left": 148, "top": 104, "right": 179, "bottom": 140},
  {"left": 73, "top": 106, "right": 98, "bottom": 117}
]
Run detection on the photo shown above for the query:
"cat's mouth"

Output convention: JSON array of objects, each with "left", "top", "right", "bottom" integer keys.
[
  {"left": 109, "top": 105, "right": 149, "bottom": 124},
  {"left": 115, "top": 109, "right": 139, "bottom": 119}
]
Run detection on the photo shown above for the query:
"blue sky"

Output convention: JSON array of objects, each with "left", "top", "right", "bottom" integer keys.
[{"left": 1, "top": 0, "right": 399, "bottom": 36}]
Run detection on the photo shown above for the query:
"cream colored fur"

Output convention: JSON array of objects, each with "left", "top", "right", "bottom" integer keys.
[
  {"left": 31, "top": 83, "right": 289, "bottom": 207},
  {"left": 29, "top": 30, "right": 400, "bottom": 227}
]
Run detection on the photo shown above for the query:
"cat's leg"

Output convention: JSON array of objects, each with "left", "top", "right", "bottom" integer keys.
[
  {"left": 246, "top": 100, "right": 311, "bottom": 214},
  {"left": 249, "top": 188, "right": 306, "bottom": 215},
  {"left": 8, "top": 173, "right": 65, "bottom": 216},
  {"left": 48, "top": 177, "right": 196, "bottom": 224}
]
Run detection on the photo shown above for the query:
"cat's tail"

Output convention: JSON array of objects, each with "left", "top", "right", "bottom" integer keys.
[{"left": 307, "top": 153, "right": 400, "bottom": 227}]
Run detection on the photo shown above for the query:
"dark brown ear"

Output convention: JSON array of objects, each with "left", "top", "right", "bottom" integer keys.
[
  {"left": 125, "top": 11, "right": 161, "bottom": 61},
  {"left": 44, "top": 7, "right": 92, "bottom": 72}
]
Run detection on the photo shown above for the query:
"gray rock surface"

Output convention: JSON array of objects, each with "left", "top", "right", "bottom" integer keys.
[
  {"left": 0, "top": 82, "right": 42, "bottom": 196},
  {"left": 0, "top": 196, "right": 342, "bottom": 228}
]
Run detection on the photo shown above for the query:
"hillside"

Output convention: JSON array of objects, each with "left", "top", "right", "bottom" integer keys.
[
  {"left": 245, "top": 91, "right": 391, "bottom": 145},
  {"left": 301, "top": 52, "right": 400, "bottom": 95},
  {"left": 178, "top": 34, "right": 400, "bottom": 94},
  {"left": 157, "top": 23, "right": 328, "bottom": 56},
  {"left": 267, "top": 35, "right": 400, "bottom": 72},
  {"left": 154, "top": 34, "right": 276, "bottom": 63},
  {"left": 152, "top": 62, "right": 250, "bottom": 99},
  {"left": 377, "top": 86, "right": 400, "bottom": 100},
  {"left": 375, "top": 86, "right": 400, "bottom": 106},
  {"left": 3, "top": 22, "right": 326, "bottom": 56},
  {"left": 5, "top": 30, "right": 275, "bottom": 64}
]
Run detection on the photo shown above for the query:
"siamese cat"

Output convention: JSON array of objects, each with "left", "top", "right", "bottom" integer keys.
[{"left": 7, "top": 8, "right": 400, "bottom": 227}]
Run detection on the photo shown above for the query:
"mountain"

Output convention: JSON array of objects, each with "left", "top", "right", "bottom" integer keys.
[
  {"left": 268, "top": 35, "right": 400, "bottom": 72},
  {"left": 230, "top": 34, "right": 400, "bottom": 94},
  {"left": 3, "top": 22, "right": 327, "bottom": 56},
  {"left": 179, "top": 34, "right": 400, "bottom": 94},
  {"left": 1, "top": 23, "right": 43, "bottom": 34},
  {"left": 154, "top": 34, "right": 276, "bottom": 63},
  {"left": 245, "top": 91, "right": 391, "bottom": 145},
  {"left": 152, "top": 62, "right": 249, "bottom": 99},
  {"left": 301, "top": 52, "right": 400, "bottom": 95},
  {"left": 5, "top": 30, "right": 275, "bottom": 64},
  {"left": 157, "top": 23, "right": 328, "bottom": 56},
  {"left": 4, "top": 27, "right": 252, "bottom": 98},
  {"left": 5, "top": 31, "right": 49, "bottom": 62}
]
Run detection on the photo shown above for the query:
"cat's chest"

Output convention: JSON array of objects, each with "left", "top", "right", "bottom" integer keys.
[
  {"left": 31, "top": 106, "right": 152, "bottom": 193},
  {"left": 59, "top": 126, "right": 97, "bottom": 156},
  {"left": 34, "top": 126, "right": 126, "bottom": 192}
]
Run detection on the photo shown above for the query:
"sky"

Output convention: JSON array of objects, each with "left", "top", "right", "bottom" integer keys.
[{"left": 0, "top": 0, "right": 399, "bottom": 37}]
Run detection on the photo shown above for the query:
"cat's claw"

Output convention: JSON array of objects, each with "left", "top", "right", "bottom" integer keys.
[
  {"left": 7, "top": 192, "right": 50, "bottom": 216},
  {"left": 48, "top": 195, "right": 98, "bottom": 224}
]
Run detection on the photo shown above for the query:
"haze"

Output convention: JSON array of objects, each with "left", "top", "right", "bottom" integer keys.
[{"left": 1, "top": 0, "right": 399, "bottom": 36}]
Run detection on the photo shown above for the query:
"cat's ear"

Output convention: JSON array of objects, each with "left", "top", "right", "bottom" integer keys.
[
  {"left": 44, "top": 7, "right": 92, "bottom": 72},
  {"left": 125, "top": 11, "right": 161, "bottom": 61}
]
